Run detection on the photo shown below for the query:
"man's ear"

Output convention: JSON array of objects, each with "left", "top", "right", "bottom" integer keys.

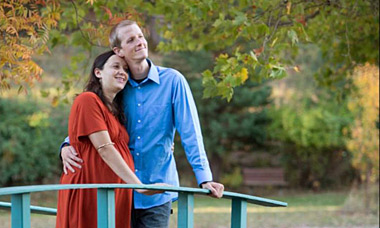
[{"left": 113, "top": 47, "right": 124, "bottom": 58}]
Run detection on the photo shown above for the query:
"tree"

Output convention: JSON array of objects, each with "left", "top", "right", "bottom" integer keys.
[
  {"left": 163, "top": 51, "right": 272, "bottom": 184},
  {"left": 268, "top": 95, "right": 355, "bottom": 188},
  {"left": 0, "top": 97, "right": 68, "bottom": 185},
  {"left": 197, "top": 79, "right": 272, "bottom": 182},
  {"left": 267, "top": 46, "right": 356, "bottom": 188},
  {"left": 346, "top": 64, "right": 379, "bottom": 208},
  {"left": 1, "top": 0, "right": 378, "bottom": 100},
  {"left": 0, "top": 0, "right": 60, "bottom": 91},
  {"left": 153, "top": 0, "right": 379, "bottom": 99}
]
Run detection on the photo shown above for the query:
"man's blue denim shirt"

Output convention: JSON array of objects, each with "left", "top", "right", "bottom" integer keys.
[{"left": 62, "top": 59, "right": 212, "bottom": 209}]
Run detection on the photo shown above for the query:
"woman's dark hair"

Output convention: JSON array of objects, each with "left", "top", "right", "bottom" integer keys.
[{"left": 83, "top": 50, "right": 126, "bottom": 124}]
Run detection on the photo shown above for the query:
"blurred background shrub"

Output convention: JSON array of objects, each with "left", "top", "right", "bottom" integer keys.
[{"left": 0, "top": 98, "right": 68, "bottom": 186}]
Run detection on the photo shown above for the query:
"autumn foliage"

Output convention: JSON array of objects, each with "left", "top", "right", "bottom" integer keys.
[
  {"left": 347, "top": 64, "right": 379, "bottom": 184},
  {"left": 0, "top": 0, "right": 60, "bottom": 91},
  {"left": 1, "top": 0, "right": 378, "bottom": 100}
]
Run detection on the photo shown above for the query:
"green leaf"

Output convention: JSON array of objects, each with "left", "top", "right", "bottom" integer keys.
[
  {"left": 233, "top": 12, "right": 247, "bottom": 26},
  {"left": 17, "top": 85, "right": 23, "bottom": 94},
  {"left": 40, "top": 90, "right": 50, "bottom": 97},
  {"left": 250, "top": 51, "right": 258, "bottom": 62},
  {"left": 287, "top": 29, "right": 299, "bottom": 46},
  {"left": 256, "top": 23, "right": 269, "bottom": 36},
  {"left": 269, "top": 66, "right": 287, "bottom": 78},
  {"left": 202, "top": 70, "right": 217, "bottom": 87}
]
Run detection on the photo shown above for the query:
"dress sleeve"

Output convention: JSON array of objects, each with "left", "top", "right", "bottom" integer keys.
[{"left": 69, "top": 92, "right": 108, "bottom": 141}]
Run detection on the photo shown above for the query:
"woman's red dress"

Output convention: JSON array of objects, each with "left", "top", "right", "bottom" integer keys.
[{"left": 56, "top": 92, "right": 134, "bottom": 228}]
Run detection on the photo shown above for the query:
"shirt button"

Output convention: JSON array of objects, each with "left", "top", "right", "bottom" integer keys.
[
  {"left": 135, "top": 169, "right": 138, "bottom": 172},
  {"left": 137, "top": 136, "right": 141, "bottom": 139},
  {"left": 138, "top": 86, "right": 141, "bottom": 89},
  {"left": 138, "top": 103, "right": 141, "bottom": 107},
  {"left": 137, "top": 120, "right": 141, "bottom": 123},
  {"left": 136, "top": 153, "right": 140, "bottom": 156}
]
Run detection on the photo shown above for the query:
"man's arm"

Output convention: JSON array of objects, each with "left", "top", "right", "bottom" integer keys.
[
  {"left": 59, "top": 136, "right": 70, "bottom": 159},
  {"left": 172, "top": 72, "right": 224, "bottom": 198},
  {"left": 60, "top": 136, "right": 83, "bottom": 174}
]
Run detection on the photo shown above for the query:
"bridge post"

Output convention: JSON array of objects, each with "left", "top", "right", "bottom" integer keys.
[
  {"left": 231, "top": 198, "right": 247, "bottom": 228},
  {"left": 97, "top": 188, "right": 115, "bottom": 228},
  {"left": 11, "top": 193, "right": 31, "bottom": 228},
  {"left": 178, "top": 192, "right": 194, "bottom": 228}
]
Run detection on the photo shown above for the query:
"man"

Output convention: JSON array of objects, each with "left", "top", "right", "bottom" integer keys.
[{"left": 61, "top": 20, "right": 224, "bottom": 228}]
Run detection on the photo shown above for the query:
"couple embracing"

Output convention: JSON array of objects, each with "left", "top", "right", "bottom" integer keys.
[{"left": 55, "top": 20, "right": 224, "bottom": 228}]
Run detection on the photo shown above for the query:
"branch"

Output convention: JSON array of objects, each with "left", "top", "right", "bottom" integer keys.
[
  {"left": 269, "top": 14, "right": 283, "bottom": 42},
  {"left": 345, "top": 23, "right": 352, "bottom": 62},
  {"left": 253, "top": 0, "right": 310, "bottom": 23},
  {"left": 253, "top": 1, "right": 326, "bottom": 28},
  {"left": 262, "top": 12, "right": 283, "bottom": 60},
  {"left": 70, "top": 0, "right": 104, "bottom": 47},
  {"left": 269, "top": 10, "right": 321, "bottom": 27}
]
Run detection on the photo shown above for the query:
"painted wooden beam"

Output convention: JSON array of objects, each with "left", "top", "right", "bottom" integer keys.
[
  {"left": 231, "top": 198, "right": 247, "bottom": 228},
  {"left": 0, "top": 201, "right": 57, "bottom": 215},
  {"left": 97, "top": 188, "right": 115, "bottom": 228},
  {"left": 0, "top": 184, "right": 288, "bottom": 228},
  {"left": 11, "top": 193, "right": 31, "bottom": 228},
  {"left": 178, "top": 192, "right": 194, "bottom": 228}
]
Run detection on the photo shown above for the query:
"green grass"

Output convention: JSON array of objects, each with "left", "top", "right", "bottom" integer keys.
[
  {"left": 271, "top": 191, "right": 347, "bottom": 207},
  {"left": 0, "top": 187, "right": 378, "bottom": 228},
  {"left": 169, "top": 188, "right": 379, "bottom": 228}
]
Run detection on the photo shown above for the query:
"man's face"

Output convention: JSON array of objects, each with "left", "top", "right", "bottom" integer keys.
[{"left": 116, "top": 24, "right": 148, "bottom": 63}]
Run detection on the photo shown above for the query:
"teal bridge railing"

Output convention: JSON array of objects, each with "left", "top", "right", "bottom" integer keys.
[{"left": 0, "top": 184, "right": 287, "bottom": 228}]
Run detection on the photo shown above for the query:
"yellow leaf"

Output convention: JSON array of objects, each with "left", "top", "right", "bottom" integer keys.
[
  {"left": 270, "top": 37, "right": 278, "bottom": 47},
  {"left": 240, "top": 67, "right": 248, "bottom": 82},
  {"left": 219, "top": 53, "right": 229, "bottom": 59},
  {"left": 286, "top": 1, "right": 292, "bottom": 15},
  {"left": 52, "top": 96, "right": 59, "bottom": 107},
  {"left": 86, "top": 0, "right": 95, "bottom": 6},
  {"left": 163, "top": 30, "right": 173, "bottom": 39}
]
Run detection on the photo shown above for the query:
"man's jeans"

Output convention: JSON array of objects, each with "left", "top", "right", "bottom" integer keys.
[{"left": 131, "top": 201, "right": 172, "bottom": 228}]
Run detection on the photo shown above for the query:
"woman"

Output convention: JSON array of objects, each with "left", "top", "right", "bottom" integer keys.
[{"left": 56, "top": 51, "right": 159, "bottom": 228}]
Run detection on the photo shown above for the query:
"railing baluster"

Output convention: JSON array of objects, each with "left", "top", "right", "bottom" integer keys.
[
  {"left": 0, "top": 184, "right": 287, "bottom": 228},
  {"left": 178, "top": 192, "right": 194, "bottom": 228},
  {"left": 11, "top": 193, "right": 31, "bottom": 228},
  {"left": 97, "top": 188, "right": 115, "bottom": 228},
  {"left": 231, "top": 198, "right": 247, "bottom": 228}
]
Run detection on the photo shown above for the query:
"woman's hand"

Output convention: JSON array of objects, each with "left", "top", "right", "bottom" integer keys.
[{"left": 136, "top": 183, "right": 172, "bottom": 195}]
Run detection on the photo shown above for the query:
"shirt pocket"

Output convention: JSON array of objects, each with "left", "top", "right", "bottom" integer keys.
[{"left": 148, "top": 104, "right": 172, "bottom": 132}]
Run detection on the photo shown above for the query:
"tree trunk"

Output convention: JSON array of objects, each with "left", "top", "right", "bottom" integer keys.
[
  {"left": 145, "top": 15, "right": 161, "bottom": 52},
  {"left": 210, "top": 154, "right": 223, "bottom": 182},
  {"left": 364, "top": 165, "right": 372, "bottom": 213}
]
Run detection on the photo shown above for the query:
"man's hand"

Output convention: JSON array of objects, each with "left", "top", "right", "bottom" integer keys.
[
  {"left": 61, "top": 146, "right": 83, "bottom": 174},
  {"left": 201, "top": 181, "right": 224, "bottom": 198}
]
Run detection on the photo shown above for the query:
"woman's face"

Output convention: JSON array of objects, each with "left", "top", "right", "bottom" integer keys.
[{"left": 96, "top": 55, "right": 128, "bottom": 93}]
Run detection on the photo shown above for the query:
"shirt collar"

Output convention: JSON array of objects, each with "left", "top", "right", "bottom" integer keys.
[{"left": 128, "top": 59, "right": 160, "bottom": 87}]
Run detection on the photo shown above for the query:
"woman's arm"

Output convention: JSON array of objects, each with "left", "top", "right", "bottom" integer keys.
[{"left": 88, "top": 130, "right": 165, "bottom": 195}]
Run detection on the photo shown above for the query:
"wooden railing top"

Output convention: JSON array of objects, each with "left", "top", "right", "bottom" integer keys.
[{"left": 0, "top": 184, "right": 287, "bottom": 207}]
